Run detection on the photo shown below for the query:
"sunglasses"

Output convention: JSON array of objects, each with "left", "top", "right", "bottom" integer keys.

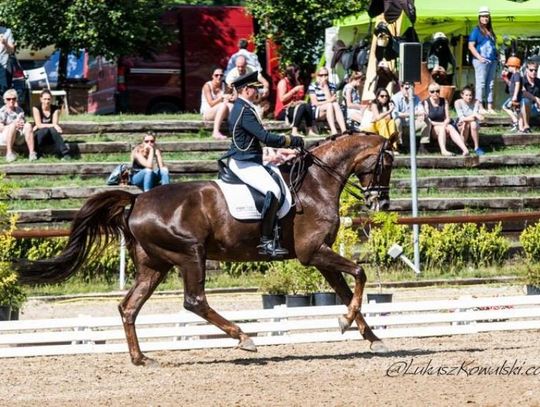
[
  {"left": 318, "top": 73, "right": 329, "bottom": 77},
  {"left": 4, "top": 97, "right": 16, "bottom": 101},
  {"left": 144, "top": 139, "right": 155, "bottom": 144},
  {"left": 379, "top": 94, "right": 389, "bottom": 98},
  {"left": 213, "top": 73, "right": 224, "bottom": 77},
  {"left": 429, "top": 90, "right": 440, "bottom": 94},
  {"left": 528, "top": 68, "right": 538, "bottom": 72}
]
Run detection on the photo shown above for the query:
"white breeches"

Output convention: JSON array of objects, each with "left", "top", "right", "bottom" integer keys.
[{"left": 228, "top": 158, "right": 283, "bottom": 200}]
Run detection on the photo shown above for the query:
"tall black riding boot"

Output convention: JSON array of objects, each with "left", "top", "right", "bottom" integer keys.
[{"left": 258, "top": 192, "right": 289, "bottom": 258}]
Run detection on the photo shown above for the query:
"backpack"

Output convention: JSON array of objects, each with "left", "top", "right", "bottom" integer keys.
[{"left": 106, "top": 164, "right": 130, "bottom": 186}]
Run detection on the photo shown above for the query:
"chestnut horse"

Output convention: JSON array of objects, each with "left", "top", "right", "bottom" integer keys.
[{"left": 16, "top": 132, "right": 394, "bottom": 366}]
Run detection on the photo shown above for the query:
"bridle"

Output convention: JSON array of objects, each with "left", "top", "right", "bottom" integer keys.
[{"left": 288, "top": 136, "right": 393, "bottom": 209}]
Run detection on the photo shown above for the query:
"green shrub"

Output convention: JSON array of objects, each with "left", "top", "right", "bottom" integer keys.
[
  {"left": 219, "top": 261, "right": 271, "bottom": 278},
  {"left": 366, "top": 212, "right": 413, "bottom": 268},
  {"left": 259, "top": 264, "right": 292, "bottom": 295},
  {"left": 520, "top": 222, "right": 540, "bottom": 263},
  {"left": 525, "top": 263, "right": 540, "bottom": 287}
]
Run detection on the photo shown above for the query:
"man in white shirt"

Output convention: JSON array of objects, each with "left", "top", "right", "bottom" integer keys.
[
  {"left": 226, "top": 56, "right": 270, "bottom": 116},
  {"left": 391, "top": 81, "right": 430, "bottom": 146},
  {"left": 225, "top": 38, "right": 262, "bottom": 75}
]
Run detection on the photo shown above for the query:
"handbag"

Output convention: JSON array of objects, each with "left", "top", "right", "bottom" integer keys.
[{"left": 106, "top": 164, "right": 130, "bottom": 186}]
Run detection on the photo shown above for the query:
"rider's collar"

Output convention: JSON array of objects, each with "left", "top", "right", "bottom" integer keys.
[{"left": 239, "top": 96, "right": 257, "bottom": 110}]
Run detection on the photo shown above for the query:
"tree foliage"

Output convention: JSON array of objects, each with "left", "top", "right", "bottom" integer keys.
[
  {"left": 246, "top": 0, "right": 367, "bottom": 72},
  {"left": 0, "top": 0, "right": 171, "bottom": 61}
]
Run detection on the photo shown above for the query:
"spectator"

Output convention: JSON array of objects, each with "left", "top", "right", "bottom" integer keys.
[
  {"left": 468, "top": 6, "right": 497, "bottom": 114},
  {"left": 423, "top": 83, "right": 469, "bottom": 156},
  {"left": 391, "top": 81, "right": 429, "bottom": 146},
  {"left": 275, "top": 64, "right": 316, "bottom": 137},
  {"left": 308, "top": 67, "right": 347, "bottom": 135},
  {"left": 225, "top": 55, "right": 270, "bottom": 116},
  {"left": 501, "top": 57, "right": 523, "bottom": 132},
  {"left": 0, "top": 89, "right": 36, "bottom": 162},
  {"left": 225, "top": 38, "right": 262, "bottom": 75},
  {"left": 0, "top": 25, "right": 14, "bottom": 99},
  {"left": 200, "top": 67, "right": 233, "bottom": 140},
  {"left": 360, "top": 87, "right": 397, "bottom": 142},
  {"left": 520, "top": 60, "right": 540, "bottom": 133},
  {"left": 32, "top": 89, "right": 71, "bottom": 159},
  {"left": 130, "top": 133, "right": 170, "bottom": 192},
  {"left": 342, "top": 71, "right": 366, "bottom": 127},
  {"left": 454, "top": 86, "right": 485, "bottom": 156}
]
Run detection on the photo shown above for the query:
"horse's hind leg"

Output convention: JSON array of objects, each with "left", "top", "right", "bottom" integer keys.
[
  {"left": 305, "top": 243, "right": 387, "bottom": 353},
  {"left": 118, "top": 246, "right": 171, "bottom": 366},
  {"left": 178, "top": 244, "right": 256, "bottom": 352}
]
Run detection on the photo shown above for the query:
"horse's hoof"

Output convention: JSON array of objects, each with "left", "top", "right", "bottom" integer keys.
[
  {"left": 237, "top": 337, "right": 257, "bottom": 352},
  {"left": 132, "top": 356, "right": 160, "bottom": 368},
  {"left": 370, "top": 340, "right": 389, "bottom": 354},
  {"left": 338, "top": 315, "right": 351, "bottom": 334}
]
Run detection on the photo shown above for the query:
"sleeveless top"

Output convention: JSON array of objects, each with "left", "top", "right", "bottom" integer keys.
[
  {"left": 200, "top": 81, "right": 226, "bottom": 115},
  {"left": 425, "top": 98, "right": 446, "bottom": 122},
  {"left": 36, "top": 105, "right": 57, "bottom": 124},
  {"left": 274, "top": 78, "right": 305, "bottom": 118}
]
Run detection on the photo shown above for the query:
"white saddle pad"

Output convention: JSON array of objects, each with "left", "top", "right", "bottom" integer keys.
[{"left": 215, "top": 179, "right": 293, "bottom": 220}]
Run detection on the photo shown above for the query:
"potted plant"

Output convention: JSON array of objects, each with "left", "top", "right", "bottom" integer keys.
[
  {"left": 259, "top": 264, "right": 291, "bottom": 309},
  {"left": 309, "top": 268, "right": 337, "bottom": 306},
  {"left": 282, "top": 260, "right": 314, "bottom": 307},
  {"left": 0, "top": 264, "right": 27, "bottom": 321},
  {"left": 525, "top": 263, "right": 540, "bottom": 295}
]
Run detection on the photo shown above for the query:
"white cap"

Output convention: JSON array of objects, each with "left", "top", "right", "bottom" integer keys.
[
  {"left": 478, "top": 6, "right": 490, "bottom": 16},
  {"left": 433, "top": 32, "right": 447, "bottom": 40}
]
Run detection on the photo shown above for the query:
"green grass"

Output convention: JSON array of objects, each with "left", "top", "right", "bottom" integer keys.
[
  {"left": 63, "top": 132, "right": 212, "bottom": 142},
  {"left": 61, "top": 113, "right": 202, "bottom": 122}
]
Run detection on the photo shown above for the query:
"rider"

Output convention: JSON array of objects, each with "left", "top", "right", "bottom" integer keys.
[{"left": 223, "top": 71, "right": 304, "bottom": 257}]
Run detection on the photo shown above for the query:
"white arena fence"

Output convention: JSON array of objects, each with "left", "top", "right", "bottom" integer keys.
[{"left": 1, "top": 295, "right": 540, "bottom": 358}]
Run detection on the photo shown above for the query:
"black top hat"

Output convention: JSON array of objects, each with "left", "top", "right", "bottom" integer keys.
[{"left": 232, "top": 71, "right": 263, "bottom": 90}]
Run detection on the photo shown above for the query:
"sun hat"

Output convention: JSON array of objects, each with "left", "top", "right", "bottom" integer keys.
[{"left": 478, "top": 6, "right": 490, "bottom": 16}]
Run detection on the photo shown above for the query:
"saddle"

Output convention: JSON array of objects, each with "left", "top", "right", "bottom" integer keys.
[{"left": 216, "top": 160, "right": 292, "bottom": 220}]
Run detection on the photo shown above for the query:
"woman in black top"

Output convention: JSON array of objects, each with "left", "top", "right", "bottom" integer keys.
[
  {"left": 32, "top": 89, "right": 70, "bottom": 159},
  {"left": 423, "top": 83, "right": 469, "bottom": 156}
]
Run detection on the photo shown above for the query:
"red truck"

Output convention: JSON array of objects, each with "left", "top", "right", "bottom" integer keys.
[{"left": 117, "top": 5, "right": 256, "bottom": 114}]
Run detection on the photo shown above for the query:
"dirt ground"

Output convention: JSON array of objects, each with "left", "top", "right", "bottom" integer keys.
[{"left": 2, "top": 284, "right": 540, "bottom": 406}]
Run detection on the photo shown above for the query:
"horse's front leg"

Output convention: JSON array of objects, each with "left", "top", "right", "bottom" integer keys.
[{"left": 304, "top": 243, "right": 387, "bottom": 352}]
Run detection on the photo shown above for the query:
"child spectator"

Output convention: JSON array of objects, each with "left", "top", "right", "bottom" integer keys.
[
  {"left": 130, "top": 133, "right": 170, "bottom": 192},
  {"left": 32, "top": 89, "right": 71, "bottom": 159},
  {"left": 454, "top": 86, "right": 485, "bottom": 156},
  {"left": 0, "top": 88, "right": 36, "bottom": 162},
  {"left": 200, "top": 68, "right": 233, "bottom": 140},
  {"left": 342, "top": 71, "right": 366, "bottom": 128},
  {"left": 501, "top": 57, "right": 523, "bottom": 132}
]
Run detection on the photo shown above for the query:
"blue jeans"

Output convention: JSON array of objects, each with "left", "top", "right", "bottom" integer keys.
[
  {"left": 131, "top": 168, "right": 170, "bottom": 192},
  {"left": 472, "top": 59, "right": 497, "bottom": 105}
]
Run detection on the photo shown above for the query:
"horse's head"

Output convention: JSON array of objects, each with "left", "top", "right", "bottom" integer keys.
[{"left": 352, "top": 135, "right": 395, "bottom": 211}]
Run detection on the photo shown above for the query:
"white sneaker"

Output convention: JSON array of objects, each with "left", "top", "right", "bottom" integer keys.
[
  {"left": 28, "top": 152, "right": 38, "bottom": 161},
  {"left": 5, "top": 152, "right": 17, "bottom": 162}
]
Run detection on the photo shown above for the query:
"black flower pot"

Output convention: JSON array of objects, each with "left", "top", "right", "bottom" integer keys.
[
  {"left": 0, "top": 306, "right": 11, "bottom": 321},
  {"left": 261, "top": 294, "right": 286, "bottom": 309},
  {"left": 286, "top": 294, "right": 311, "bottom": 307},
  {"left": 10, "top": 308, "right": 19, "bottom": 321},
  {"left": 312, "top": 292, "right": 337, "bottom": 306},
  {"left": 526, "top": 285, "right": 540, "bottom": 295},
  {"left": 367, "top": 293, "right": 393, "bottom": 304}
]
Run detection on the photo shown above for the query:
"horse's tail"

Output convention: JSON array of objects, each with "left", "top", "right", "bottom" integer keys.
[{"left": 15, "top": 190, "right": 137, "bottom": 284}]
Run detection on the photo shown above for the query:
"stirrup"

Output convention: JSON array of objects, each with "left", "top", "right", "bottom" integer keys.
[{"left": 258, "top": 238, "right": 289, "bottom": 258}]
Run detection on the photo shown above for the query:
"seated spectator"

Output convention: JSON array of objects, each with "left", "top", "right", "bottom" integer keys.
[
  {"left": 0, "top": 88, "right": 36, "bottom": 162},
  {"left": 424, "top": 83, "right": 469, "bottom": 156},
  {"left": 275, "top": 64, "right": 316, "bottom": 137},
  {"left": 454, "top": 86, "right": 485, "bottom": 156},
  {"left": 200, "top": 67, "right": 233, "bottom": 140},
  {"left": 225, "top": 38, "right": 262, "bottom": 75},
  {"left": 342, "top": 71, "right": 366, "bottom": 127},
  {"left": 391, "top": 81, "right": 429, "bottom": 146},
  {"left": 501, "top": 57, "right": 524, "bottom": 132},
  {"left": 360, "top": 87, "right": 397, "bottom": 141},
  {"left": 130, "top": 133, "right": 170, "bottom": 192},
  {"left": 32, "top": 89, "right": 71, "bottom": 159},
  {"left": 308, "top": 67, "right": 347, "bottom": 135},
  {"left": 226, "top": 55, "right": 269, "bottom": 116},
  {"left": 521, "top": 60, "right": 540, "bottom": 133}
]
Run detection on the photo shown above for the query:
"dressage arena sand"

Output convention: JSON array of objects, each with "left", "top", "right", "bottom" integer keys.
[{"left": 2, "top": 284, "right": 540, "bottom": 407}]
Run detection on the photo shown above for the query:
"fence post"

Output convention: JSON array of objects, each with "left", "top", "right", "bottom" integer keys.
[{"left": 119, "top": 233, "right": 126, "bottom": 290}]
